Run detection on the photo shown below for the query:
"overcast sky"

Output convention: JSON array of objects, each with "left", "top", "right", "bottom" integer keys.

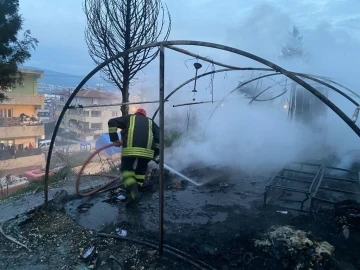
[
  {"left": 17, "top": 0, "right": 360, "bottom": 158},
  {"left": 19, "top": 0, "right": 360, "bottom": 75}
]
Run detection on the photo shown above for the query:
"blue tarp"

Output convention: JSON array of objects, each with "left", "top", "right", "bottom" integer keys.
[
  {"left": 95, "top": 133, "right": 122, "bottom": 156},
  {"left": 80, "top": 141, "right": 90, "bottom": 147}
]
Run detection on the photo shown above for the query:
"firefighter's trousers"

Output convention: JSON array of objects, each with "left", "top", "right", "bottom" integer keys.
[{"left": 121, "top": 156, "right": 151, "bottom": 188}]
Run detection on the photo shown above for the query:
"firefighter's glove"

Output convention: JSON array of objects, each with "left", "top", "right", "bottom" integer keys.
[
  {"left": 153, "top": 156, "right": 160, "bottom": 164},
  {"left": 113, "top": 140, "right": 122, "bottom": 147}
]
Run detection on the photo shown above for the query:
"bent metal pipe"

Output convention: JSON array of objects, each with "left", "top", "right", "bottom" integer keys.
[
  {"left": 152, "top": 69, "right": 359, "bottom": 120},
  {"left": 44, "top": 40, "right": 360, "bottom": 259}
]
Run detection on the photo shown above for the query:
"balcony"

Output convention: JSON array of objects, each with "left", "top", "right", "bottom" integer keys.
[
  {"left": 0, "top": 125, "right": 44, "bottom": 139},
  {"left": 58, "top": 111, "right": 101, "bottom": 123},
  {"left": 0, "top": 148, "right": 42, "bottom": 160},
  {"left": 67, "top": 113, "right": 85, "bottom": 122},
  {"left": 3, "top": 93, "right": 44, "bottom": 107},
  {"left": 59, "top": 123, "right": 102, "bottom": 136},
  {"left": 0, "top": 117, "right": 41, "bottom": 127},
  {"left": 81, "top": 128, "right": 103, "bottom": 136}
]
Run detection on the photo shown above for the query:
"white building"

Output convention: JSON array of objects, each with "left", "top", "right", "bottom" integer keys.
[{"left": 54, "top": 89, "right": 125, "bottom": 142}]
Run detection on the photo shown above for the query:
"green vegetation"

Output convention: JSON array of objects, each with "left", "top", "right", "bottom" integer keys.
[{"left": 0, "top": 0, "right": 38, "bottom": 101}]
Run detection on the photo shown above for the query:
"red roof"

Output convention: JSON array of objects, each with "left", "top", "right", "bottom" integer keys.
[{"left": 53, "top": 89, "right": 121, "bottom": 99}]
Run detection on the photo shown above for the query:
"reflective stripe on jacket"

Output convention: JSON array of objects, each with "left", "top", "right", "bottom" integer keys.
[{"left": 108, "top": 114, "right": 160, "bottom": 159}]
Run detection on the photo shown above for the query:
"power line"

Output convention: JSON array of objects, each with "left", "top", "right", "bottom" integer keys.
[
  {"left": 68, "top": 100, "right": 167, "bottom": 109},
  {"left": 41, "top": 74, "right": 103, "bottom": 79}
]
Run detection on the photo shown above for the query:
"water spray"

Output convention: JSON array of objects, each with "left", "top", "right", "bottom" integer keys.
[
  {"left": 76, "top": 143, "right": 208, "bottom": 197},
  {"left": 153, "top": 158, "right": 210, "bottom": 186},
  {"left": 164, "top": 163, "right": 206, "bottom": 186}
]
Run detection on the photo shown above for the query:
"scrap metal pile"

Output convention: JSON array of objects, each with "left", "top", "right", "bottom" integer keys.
[{"left": 264, "top": 161, "right": 360, "bottom": 213}]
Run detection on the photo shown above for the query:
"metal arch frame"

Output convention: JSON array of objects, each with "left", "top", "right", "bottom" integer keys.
[
  {"left": 165, "top": 45, "right": 360, "bottom": 100},
  {"left": 152, "top": 68, "right": 359, "bottom": 120},
  {"left": 208, "top": 71, "right": 360, "bottom": 121},
  {"left": 152, "top": 69, "right": 277, "bottom": 120},
  {"left": 43, "top": 40, "right": 360, "bottom": 256}
]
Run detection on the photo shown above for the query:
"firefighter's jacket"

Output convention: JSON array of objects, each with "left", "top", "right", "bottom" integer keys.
[{"left": 108, "top": 114, "right": 160, "bottom": 159}]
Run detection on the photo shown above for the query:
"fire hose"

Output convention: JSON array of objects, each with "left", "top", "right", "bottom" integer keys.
[
  {"left": 76, "top": 142, "right": 202, "bottom": 197},
  {"left": 75, "top": 142, "right": 217, "bottom": 269},
  {"left": 76, "top": 142, "right": 123, "bottom": 197}
]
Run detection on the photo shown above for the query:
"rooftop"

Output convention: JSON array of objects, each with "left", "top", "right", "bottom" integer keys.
[
  {"left": 53, "top": 89, "right": 121, "bottom": 99},
  {"left": 19, "top": 68, "right": 44, "bottom": 78}
]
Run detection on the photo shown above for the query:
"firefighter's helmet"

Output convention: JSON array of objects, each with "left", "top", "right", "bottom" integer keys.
[{"left": 135, "top": 108, "right": 147, "bottom": 116}]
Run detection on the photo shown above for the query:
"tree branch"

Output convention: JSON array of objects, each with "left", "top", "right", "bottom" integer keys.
[{"left": 84, "top": 0, "right": 171, "bottom": 114}]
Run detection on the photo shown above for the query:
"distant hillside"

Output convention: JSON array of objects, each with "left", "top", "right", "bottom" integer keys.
[{"left": 21, "top": 66, "right": 115, "bottom": 91}]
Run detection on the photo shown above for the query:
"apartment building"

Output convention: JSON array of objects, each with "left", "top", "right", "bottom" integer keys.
[
  {"left": 53, "top": 89, "right": 125, "bottom": 142},
  {"left": 0, "top": 68, "right": 45, "bottom": 175}
]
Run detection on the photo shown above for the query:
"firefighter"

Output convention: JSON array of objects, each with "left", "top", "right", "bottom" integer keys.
[{"left": 108, "top": 108, "right": 160, "bottom": 202}]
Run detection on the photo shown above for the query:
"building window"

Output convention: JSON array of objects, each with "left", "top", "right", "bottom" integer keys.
[
  {"left": 92, "top": 98, "right": 98, "bottom": 105},
  {"left": 0, "top": 140, "right": 14, "bottom": 148},
  {"left": 37, "top": 111, "right": 49, "bottom": 117},
  {"left": 0, "top": 108, "right": 13, "bottom": 118},
  {"left": 112, "top": 111, "right": 118, "bottom": 117},
  {"left": 83, "top": 111, "right": 90, "bottom": 117},
  {"left": 91, "top": 123, "right": 102, "bottom": 129},
  {"left": 91, "top": 111, "right": 101, "bottom": 117}
]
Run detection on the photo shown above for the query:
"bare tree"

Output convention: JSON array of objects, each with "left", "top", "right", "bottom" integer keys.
[
  {"left": 84, "top": 0, "right": 171, "bottom": 115},
  {"left": 280, "top": 26, "right": 328, "bottom": 126}
]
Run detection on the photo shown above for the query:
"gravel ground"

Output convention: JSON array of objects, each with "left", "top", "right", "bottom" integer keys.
[
  {"left": 0, "top": 211, "right": 197, "bottom": 270},
  {"left": 1, "top": 166, "right": 360, "bottom": 269}
]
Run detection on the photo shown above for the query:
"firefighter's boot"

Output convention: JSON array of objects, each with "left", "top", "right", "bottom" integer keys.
[
  {"left": 136, "top": 172, "right": 153, "bottom": 192},
  {"left": 122, "top": 170, "right": 141, "bottom": 203}
]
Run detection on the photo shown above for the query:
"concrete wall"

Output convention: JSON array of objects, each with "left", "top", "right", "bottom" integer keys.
[
  {"left": 0, "top": 125, "right": 44, "bottom": 139},
  {"left": 3, "top": 93, "right": 44, "bottom": 107},
  {"left": 0, "top": 105, "right": 37, "bottom": 117},
  {"left": 0, "top": 154, "right": 45, "bottom": 175},
  {"left": 12, "top": 73, "right": 38, "bottom": 94},
  {"left": 0, "top": 181, "right": 28, "bottom": 198}
]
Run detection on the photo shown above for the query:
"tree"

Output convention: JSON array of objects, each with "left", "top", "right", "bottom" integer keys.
[
  {"left": 281, "top": 26, "right": 328, "bottom": 126},
  {"left": 280, "top": 26, "right": 306, "bottom": 121},
  {"left": 281, "top": 26, "right": 304, "bottom": 59},
  {"left": 84, "top": 0, "right": 171, "bottom": 116},
  {"left": 0, "top": 0, "right": 38, "bottom": 102}
]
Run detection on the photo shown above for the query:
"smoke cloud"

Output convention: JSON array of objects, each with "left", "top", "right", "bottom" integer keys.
[{"left": 160, "top": 2, "right": 360, "bottom": 175}]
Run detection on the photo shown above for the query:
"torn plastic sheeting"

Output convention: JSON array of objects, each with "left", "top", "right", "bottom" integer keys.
[
  {"left": 116, "top": 194, "right": 126, "bottom": 201},
  {"left": 95, "top": 132, "right": 122, "bottom": 156},
  {"left": 335, "top": 200, "right": 360, "bottom": 232},
  {"left": 82, "top": 246, "right": 96, "bottom": 262},
  {"left": 254, "top": 226, "right": 335, "bottom": 269},
  {"left": 117, "top": 229, "right": 127, "bottom": 237}
]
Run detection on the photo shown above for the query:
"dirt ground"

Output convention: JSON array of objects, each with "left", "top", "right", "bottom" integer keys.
[
  {"left": 0, "top": 211, "right": 196, "bottom": 270},
  {"left": 1, "top": 166, "right": 360, "bottom": 270}
]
